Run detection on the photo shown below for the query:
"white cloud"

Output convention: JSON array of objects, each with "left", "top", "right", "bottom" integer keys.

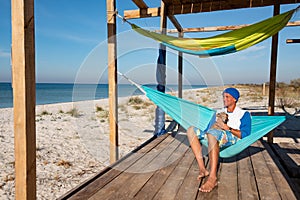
[
  {"left": 0, "top": 49, "right": 10, "bottom": 58},
  {"left": 244, "top": 45, "right": 267, "bottom": 52},
  {"left": 36, "top": 28, "right": 100, "bottom": 45},
  {"left": 235, "top": 45, "right": 267, "bottom": 60}
]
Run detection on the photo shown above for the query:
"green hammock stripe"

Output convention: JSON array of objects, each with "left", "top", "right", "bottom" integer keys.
[
  {"left": 142, "top": 86, "right": 286, "bottom": 158},
  {"left": 162, "top": 42, "right": 237, "bottom": 56},
  {"left": 131, "top": 8, "right": 296, "bottom": 56}
]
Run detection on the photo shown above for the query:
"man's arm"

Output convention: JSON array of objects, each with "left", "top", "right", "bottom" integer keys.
[
  {"left": 217, "top": 111, "right": 251, "bottom": 139},
  {"left": 239, "top": 112, "right": 251, "bottom": 138},
  {"left": 221, "top": 124, "right": 242, "bottom": 139}
]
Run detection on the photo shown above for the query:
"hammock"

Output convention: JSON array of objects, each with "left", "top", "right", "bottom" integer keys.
[
  {"left": 130, "top": 7, "right": 298, "bottom": 57},
  {"left": 142, "top": 85, "right": 286, "bottom": 158}
]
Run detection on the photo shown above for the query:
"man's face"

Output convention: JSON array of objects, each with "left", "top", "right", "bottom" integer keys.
[{"left": 223, "top": 93, "right": 236, "bottom": 107}]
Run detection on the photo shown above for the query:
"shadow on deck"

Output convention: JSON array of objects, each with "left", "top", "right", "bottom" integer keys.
[{"left": 58, "top": 130, "right": 299, "bottom": 200}]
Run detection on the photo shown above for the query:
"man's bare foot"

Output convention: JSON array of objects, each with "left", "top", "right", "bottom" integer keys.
[
  {"left": 197, "top": 170, "right": 210, "bottom": 180},
  {"left": 199, "top": 177, "right": 218, "bottom": 192}
]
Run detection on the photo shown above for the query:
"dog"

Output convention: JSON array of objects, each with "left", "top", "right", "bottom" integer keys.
[{"left": 211, "top": 112, "right": 228, "bottom": 130}]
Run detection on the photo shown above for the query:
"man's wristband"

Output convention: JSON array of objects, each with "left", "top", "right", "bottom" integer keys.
[{"left": 229, "top": 127, "right": 233, "bottom": 131}]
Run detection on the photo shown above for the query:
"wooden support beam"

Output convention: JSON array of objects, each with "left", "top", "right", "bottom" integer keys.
[
  {"left": 163, "top": 21, "right": 300, "bottom": 33},
  {"left": 286, "top": 39, "right": 300, "bottom": 43},
  {"left": 154, "top": 1, "right": 167, "bottom": 135},
  {"left": 286, "top": 20, "right": 300, "bottom": 27},
  {"left": 132, "top": 0, "right": 148, "bottom": 9},
  {"left": 124, "top": 7, "right": 161, "bottom": 19},
  {"left": 11, "top": 0, "right": 36, "bottom": 199},
  {"left": 160, "top": 2, "right": 167, "bottom": 40},
  {"left": 178, "top": 32, "right": 183, "bottom": 98},
  {"left": 267, "top": 3, "right": 280, "bottom": 143},
  {"left": 107, "top": 0, "right": 119, "bottom": 163},
  {"left": 168, "top": 15, "right": 183, "bottom": 32}
]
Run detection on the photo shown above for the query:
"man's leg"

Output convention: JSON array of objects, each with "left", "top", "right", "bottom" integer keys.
[
  {"left": 199, "top": 133, "right": 219, "bottom": 192},
  {"left": 187, "top": 127, "right": 209, "bottom": 179}
]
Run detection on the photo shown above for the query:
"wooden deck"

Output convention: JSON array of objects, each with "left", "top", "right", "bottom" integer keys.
[{"left": 58, "top": 131, "right": 299, "bottom": 200}]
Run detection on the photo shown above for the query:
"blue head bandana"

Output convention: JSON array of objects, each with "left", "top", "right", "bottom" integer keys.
[{"left": 223, "top": 87, "right": 240, "bottom": 102}]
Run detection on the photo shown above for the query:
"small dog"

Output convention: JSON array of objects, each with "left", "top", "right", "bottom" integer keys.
[{"left": 211, "top": 112, "right": 228, "bottom": 130}]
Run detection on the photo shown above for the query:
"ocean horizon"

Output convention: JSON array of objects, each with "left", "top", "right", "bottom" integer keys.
[{"left": 0, "top": 82, "right": 207, "bottom": 108}]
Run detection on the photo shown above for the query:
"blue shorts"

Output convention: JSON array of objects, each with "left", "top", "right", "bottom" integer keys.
[{"left": 194, "top": 127, "right": 238, "bottom": 148}]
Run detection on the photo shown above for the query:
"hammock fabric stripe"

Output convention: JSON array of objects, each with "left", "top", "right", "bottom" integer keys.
[
  {"left": 202, "top": 115, "right": 286, "bottom": 158},
  {"left": 142, "top": 86, "right": 217, "bottom": 132},
  {"left": 131, "top": 8, "right": 296, "bottom": 56},
  {"left": 142, "top": 86, "right": 286, "bottom": 158}
]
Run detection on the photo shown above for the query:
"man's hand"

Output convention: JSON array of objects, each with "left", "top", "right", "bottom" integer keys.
[{"left": 215, "top": 117, "right": 225, "bottom": 129}]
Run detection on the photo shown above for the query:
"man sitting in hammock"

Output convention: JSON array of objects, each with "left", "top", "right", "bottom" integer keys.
[{"left": 187, "top": 87, "right": 251, "bottom": 192}]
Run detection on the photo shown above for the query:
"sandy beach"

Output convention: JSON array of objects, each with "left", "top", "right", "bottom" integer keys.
[{"left": 1, "top": 85, "right": 299, "bottom": 199}]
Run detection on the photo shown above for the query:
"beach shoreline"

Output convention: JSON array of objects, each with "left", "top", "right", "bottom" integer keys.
[{"left": 1, "top": 85, "right": 299, "bottom": 199}]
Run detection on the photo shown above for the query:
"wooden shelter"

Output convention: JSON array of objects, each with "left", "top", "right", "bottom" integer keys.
[
  {"left": 108, "top": 0, "right": 300, "bottom": 161},
  {"left": 11, "top": 0, "right": 300, "bottom": 199}
]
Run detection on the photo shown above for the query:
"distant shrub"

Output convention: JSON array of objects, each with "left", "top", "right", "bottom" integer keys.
[
  {"left": 132, "top": 105, "right": 141, "bottom": 110},
  {"left": 142, "top": 101, "right": 153, "bottom": 108},
  {"left": 56, "top": 160, "right": 72, "bottom": 168},
  {"left": 290, "top": 78, "right": 300, "bottom": 89},
  {"left": 98, "top": 110, "right": 109, "bottom": 118},
  {"left": 96, "top": 106, "right": 104, "bottom": 112},
  {"left": 67, "top": 108, "right": 80, "bottom": 117},
  {"left": 129, "top": 96, "right": 143, "bottom": 104},
  {"left": 41, "top": 110, "right": 51, "bottom": 115}
]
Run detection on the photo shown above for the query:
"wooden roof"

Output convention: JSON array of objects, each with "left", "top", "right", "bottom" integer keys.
[{"left": 125, "top": 0, "right": 300, "bottom": 19}]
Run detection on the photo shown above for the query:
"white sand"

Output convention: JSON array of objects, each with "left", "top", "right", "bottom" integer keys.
[{"left": 0, "top": 85, "right": 299, "bottom": 199}]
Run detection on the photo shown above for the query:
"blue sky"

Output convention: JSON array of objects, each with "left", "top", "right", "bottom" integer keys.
[{"left": 0, "top": 1, "right": 299, "bottom": 85}]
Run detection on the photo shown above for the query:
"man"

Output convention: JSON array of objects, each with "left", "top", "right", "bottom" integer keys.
[{"left": 187, "top": 87, "right": 251, "bottom": 192}]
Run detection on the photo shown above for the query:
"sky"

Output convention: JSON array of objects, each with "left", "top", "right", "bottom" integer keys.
[{"left": 0, "top": 0, "right": 299, "bottom": 86}]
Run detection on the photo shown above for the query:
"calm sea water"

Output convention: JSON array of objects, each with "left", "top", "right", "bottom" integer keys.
[{"left": 0, "top": 83, "right": 206, "bottom": 108}]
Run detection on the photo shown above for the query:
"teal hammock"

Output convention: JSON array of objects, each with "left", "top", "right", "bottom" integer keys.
[{"left": 142, "top": 86, "right": 286, "bottom": 158}]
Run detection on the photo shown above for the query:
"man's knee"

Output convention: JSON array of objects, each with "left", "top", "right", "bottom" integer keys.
[{"left": 187, "top": 126, "right": 195, "bottom": 139}]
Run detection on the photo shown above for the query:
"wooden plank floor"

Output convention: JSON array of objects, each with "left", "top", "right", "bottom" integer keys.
[{"left": 59, "top": 132, "right": 299, "bottom": 200}]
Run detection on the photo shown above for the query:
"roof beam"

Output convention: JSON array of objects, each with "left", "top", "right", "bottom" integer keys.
[
  {"left": 124, "top": 1, "right": 300, "bottom": 19},
  {"left": 124, "top": 7, "right": 161, "bottom": 19},
  {"left": 168, "top": 15, "right": 183, "bottom": 32},
  {"left": 286, "top": 39, "right": 300, "bottom": 43},
  {"left": 132, "top": 0, "right": 148, "bottom": 9},
  {"left": 162, "top": 20, "right": 300, "bottom": 33},
  {"left": 167, "top": 0, "right": 300, "bottom": 15}
]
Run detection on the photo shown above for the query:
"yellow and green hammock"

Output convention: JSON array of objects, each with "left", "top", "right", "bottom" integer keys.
[{"left": 131, "top": 7, "right": 298, "bottom": 56}]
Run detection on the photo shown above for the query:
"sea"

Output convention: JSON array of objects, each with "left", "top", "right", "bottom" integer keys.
[{"left": 0, "top": 82, "right": 206, "bottom": 108}]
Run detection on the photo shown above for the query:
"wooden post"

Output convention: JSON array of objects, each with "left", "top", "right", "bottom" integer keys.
[
  {"left": 267, "top": 3, "right": 280, "bottom": 143},
  {"left": 160, "top": 1, "right": 167, "bottom": 46},
  {"left": 11, "top": 0, "right": 36, "bottom": 199},
  {"left": 178, "top": 32, "right": 183, "bottom": 98},
  {"left": 106, "top": 0, "right": 118, "bottom": 163}
]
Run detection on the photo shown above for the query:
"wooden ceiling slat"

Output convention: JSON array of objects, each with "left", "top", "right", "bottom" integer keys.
[
  {"left": 168, "top": 0, "right": 300, "bottom": 15},
  {"left": 124, "top": 0, "right": 300, "bottom": 19},
  {"left": 124, "top": 7, "right": 161, "bottom": 18}
]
